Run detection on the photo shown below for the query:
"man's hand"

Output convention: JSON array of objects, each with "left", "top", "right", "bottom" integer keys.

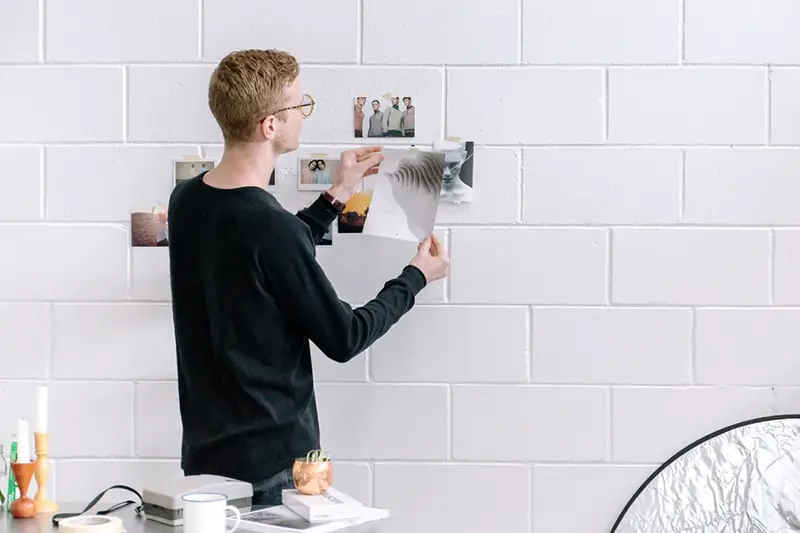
[
  {"left": 410, "top": 235, "right": 450, "bottom": 283},
  {"left": 327, "top": 146, "right": 383, "bottom": 203}
]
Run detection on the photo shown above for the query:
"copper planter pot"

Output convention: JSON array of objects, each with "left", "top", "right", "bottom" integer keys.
[{"left": 292, "top": 458, "right": 334, "bottom": 495}]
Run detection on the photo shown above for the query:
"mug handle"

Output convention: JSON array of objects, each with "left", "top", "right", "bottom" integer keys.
[{"left": 226, "top": 506, "right": 241, "bottom": 532}]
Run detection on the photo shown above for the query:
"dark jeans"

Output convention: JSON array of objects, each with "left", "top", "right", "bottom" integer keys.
[
  {"left": 252, "top": 468, "right": 295, "bottom": 507},
  {"left": 354, "top": 129, "right": 363, "bottom": 137}
]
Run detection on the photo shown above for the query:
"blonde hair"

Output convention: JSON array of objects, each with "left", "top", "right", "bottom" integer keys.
[{"left": 208, "top": 49, "right": 300, "bottom": 144}]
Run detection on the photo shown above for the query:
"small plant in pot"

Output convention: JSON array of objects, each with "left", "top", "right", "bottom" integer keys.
[{"left": 292, "top": 449, "right": 333, "bottom": 495}]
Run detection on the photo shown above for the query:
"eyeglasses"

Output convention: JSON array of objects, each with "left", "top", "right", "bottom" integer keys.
[{"left": 268, "top": 93, "right": 315, "bottom": 119}]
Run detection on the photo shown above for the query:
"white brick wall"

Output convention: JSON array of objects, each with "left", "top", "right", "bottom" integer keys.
[{"left": 0, "top": 2, "right": 796, "bottom": 532}]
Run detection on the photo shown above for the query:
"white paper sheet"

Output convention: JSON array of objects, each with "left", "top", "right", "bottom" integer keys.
[{"left": 362, "top": 148, "right": 445, "bottom": 242}]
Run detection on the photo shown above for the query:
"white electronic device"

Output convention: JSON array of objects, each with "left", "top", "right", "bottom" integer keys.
[{"left": 142, "top": 474, "right": 253, "bottom": 526}]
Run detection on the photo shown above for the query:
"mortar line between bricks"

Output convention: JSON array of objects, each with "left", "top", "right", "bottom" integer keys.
[
  {"left": 46, "top": 302, "right": 54, "bottom": 380},
  {"left": 442, "top": 66, "right": 448, "bottom": 138},
  {"left": 517, "top": 148, "right": 524, "bottom": 223},
  {"left": 517, "top": 0, "right": 523, "bottom": 64},
  {"left": 369, "top": 463, "right": 376, "bottom": 507},
  {"left": 6, "top": 142, "right": 800, "bottom": 149},
  {"left": 526, "top": 306, "right": 533, "bottom": 383},
  {"left": 679, "top": 0, "right": 685, "bottom": 65},
  {"left": 11, "top": 222, "right": 799, "bottom": 229},
  {"left": 606, "top": 229, "right": 613, "bottom": 305},
  {"left": 444, "top": 228, "right": 452, "bottom": 303},
  {"left": 40, "top": 145, "right": 46, "bottom": 219},
  {"left": 357, "top": 0, "right": 364, "bottom": 64},
  {"left": 769, "top": 229, "right": 776, "bottom": 305},
  {"left": 131, "top": 384, "right": 137, "bottom": 456},
  {"left": 528, "top": 466, "right": 533, "bottom": 532},
  {"left": 690, "top": 308, "right": 697, "bottom": 384},
  {"left": 198, "top": 0, "right": 204, "bottom": 60},
  {"left": 766, "top": 66, "right": 773, "bottom": 145},
  {"left": 679, "top": 149, "right": 687, "bottom": 220},
  {"left": 39, "top": 0, "right": 45, "bottom": 63},
  {"left": 12, "top": 379, "right": 778, "bottom": 388},
  {"left": 603, "top": 68, "right": 610, "bottom": 141},
  {"left": 13, "top": 302, "right": 800, "bottom": 310},
  {"left": 447, "top": 385, "right": 453, "bottom": 460},
  {"left": 126, "top": 243, "right": 133, "bottom": 299},
  {"left": 122, "top": 66, "right": 129, "bottom": 142},
  {"left": 6, "top": 62, "right": 800, "bottom": 68},
  {"left": 606, "top": 387, "right": 613, "bottom": 461},
  {"left": 53, "top": 457, "right": 663, "bottom": 467}
]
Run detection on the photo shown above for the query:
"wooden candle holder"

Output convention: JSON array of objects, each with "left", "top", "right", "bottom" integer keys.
[
  {"left": 33, "top": 432, "right": 57, "bottom": 513},
  {"left": 10, "top": 461, "right": 35, "bottom": 518}
]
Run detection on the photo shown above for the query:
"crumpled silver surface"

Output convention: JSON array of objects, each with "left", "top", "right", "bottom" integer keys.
[{"left": 613, "top": 417, "right": 800, "bottom": 533}]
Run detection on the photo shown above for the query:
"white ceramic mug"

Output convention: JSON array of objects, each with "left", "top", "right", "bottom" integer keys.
[{"left": 182, "top": 492, "right": 241, "bottom": 533}]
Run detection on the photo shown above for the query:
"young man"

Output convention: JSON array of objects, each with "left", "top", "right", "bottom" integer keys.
[{"left": 167, "top": 49, "right": 450, "bottom": 506}]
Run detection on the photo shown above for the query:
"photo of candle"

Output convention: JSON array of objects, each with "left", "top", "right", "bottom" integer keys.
[
  {"left": 36, "top": 385, "right": 47, "bottom": 434},
  {"left": 16, "top": 420, "right": 29, "bottom": 463}
]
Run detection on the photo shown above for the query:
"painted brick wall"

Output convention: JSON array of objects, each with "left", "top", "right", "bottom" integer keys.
[{"left": 1, "top": 1, "right": 799, "bottom": 532}]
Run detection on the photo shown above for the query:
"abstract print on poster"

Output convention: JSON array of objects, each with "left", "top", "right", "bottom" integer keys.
[
  {"left": 363, "top": 149, "right": 445, "bottom": 243},
  {"left": 433, "top": 139, "right": 475, "bottom": 203}
]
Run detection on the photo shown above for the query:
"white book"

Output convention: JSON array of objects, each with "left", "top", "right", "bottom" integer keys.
[
  {"left": 230, "top": 504, "right": 389, "bottom": 533},
  {"left": 281, "top": 488, "right": 363, "bottom": 522}
]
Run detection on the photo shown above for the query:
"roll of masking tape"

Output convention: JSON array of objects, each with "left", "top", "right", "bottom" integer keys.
[{"left": 59, "top": 516, "right": 125, "bottom": 533}]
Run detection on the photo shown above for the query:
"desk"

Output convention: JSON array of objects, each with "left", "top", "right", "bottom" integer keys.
[{"left": 0, "top": 504, "right": 386, "bottom": 533}]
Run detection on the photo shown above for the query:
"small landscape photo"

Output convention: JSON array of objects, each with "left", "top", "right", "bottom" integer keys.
[
  {"left": 131, "top": 203, "right": 168, "bottom": 247},
  {"left": 338, "top": 178, "right": 375, "bottom": 234},
  {"left": 298, "top": 156, "right": 338, "bottom": 191},
  {"left": 354, "top": 94, "right": 415, "bottom": 139},
  {"left": 174, "top": 159, "right": 215, "bottom": 186}
]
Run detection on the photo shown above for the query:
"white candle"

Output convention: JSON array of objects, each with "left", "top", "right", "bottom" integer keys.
[
  {"left": 36, "top": 385, "right": 48, "bottom": 433},
  {"left": 16, "top": 419, "right": 30, "bottom": 463}
]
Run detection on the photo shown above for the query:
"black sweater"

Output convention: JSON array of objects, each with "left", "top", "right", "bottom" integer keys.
[{"left": 167, "top": 174, "right": 427, "bottom": 483}]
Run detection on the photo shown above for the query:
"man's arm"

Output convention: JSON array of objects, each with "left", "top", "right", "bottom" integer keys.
[
  {"left": 261, "top": 220, "right": 426, "bottom": 363},
  {"left": 294, "top": 194, "right": 339, "bottom": 244}
]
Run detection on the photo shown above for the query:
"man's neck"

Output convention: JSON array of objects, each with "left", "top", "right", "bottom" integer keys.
[{"left": 203, "top": 143, "right": 276, "bottom": 190}]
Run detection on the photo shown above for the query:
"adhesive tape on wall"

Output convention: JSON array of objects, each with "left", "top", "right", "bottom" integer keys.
[{"left": 58, "top": 516, "right": 125, "bottom": 533}]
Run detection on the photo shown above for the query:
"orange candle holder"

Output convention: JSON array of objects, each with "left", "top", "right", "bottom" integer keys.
[
  {"left": 34, "top": 433, "right": 57, "bottom": 513},
  {"left": 10, "top": 461, "right": 36, "bottom": 518}
]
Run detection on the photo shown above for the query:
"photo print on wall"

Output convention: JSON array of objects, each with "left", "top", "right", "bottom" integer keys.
[
  {"left": 433, "top": 139, "right": 475, "bottom": 203},
  {"left": 174, "top": 159, "right": 215, "bottom": 186},
  {"left": 363, "top": 148, "right": 445, "bottom": 243},
  {"left": 354, "top": 94, "right": 415, "bottom": 139},
  {"left": 319, "top": 223, "right": 333, "bottom": 246},
  {"left": 131, "top": 202, "right": 169, "bottom": 247},
  {"left": 338, "top": 176, "right": 375, "bottom": 234},
  {"left": 298, "top": 153, "right": 338, "bottom": 191}
]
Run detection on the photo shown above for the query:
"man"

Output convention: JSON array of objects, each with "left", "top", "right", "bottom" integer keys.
[
  {"left": 382, "top": 96, "right": 404, "bottom": 137},
  {"left": 367, "top": 99, "right": 384, "bottom": 137},
  {"left": 353, "top": 96, "right": 365, "bottom": 137},
  {"left": 402, "top": 97, "right": 415, "bottom": 137},
  {"left": 167, "top": 48, "right": 450, "bottom": 507}
]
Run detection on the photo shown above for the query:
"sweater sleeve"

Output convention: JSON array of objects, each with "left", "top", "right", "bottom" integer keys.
[
  {"left": 261, "top": 219, "right": 427, "bottom": 363},
  {"left": 295, "top": 194, "right": 339, "bottom": 245}
]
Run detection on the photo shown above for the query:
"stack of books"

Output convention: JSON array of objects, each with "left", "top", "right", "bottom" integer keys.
[{"left": 229, "top": 487, "right": 389, "bottom": 532}]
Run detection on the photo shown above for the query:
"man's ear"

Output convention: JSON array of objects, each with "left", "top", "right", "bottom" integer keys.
[{"left": 261, "top": 116, "right": 277, "bottom": 141}]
